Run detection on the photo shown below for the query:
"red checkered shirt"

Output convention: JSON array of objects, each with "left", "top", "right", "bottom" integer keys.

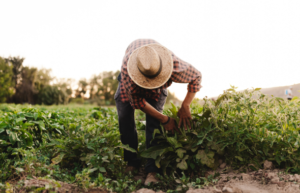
[{"left": 120, "top": 39, "right": 202, "bottom": 109}]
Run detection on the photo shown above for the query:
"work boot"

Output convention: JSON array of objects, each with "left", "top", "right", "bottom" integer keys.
[
  {"left": 125, "top": 166, "right": 138, "bottom": 174},
  {"left": 144, "top": 172, "right": 159, "bottom": 185}
]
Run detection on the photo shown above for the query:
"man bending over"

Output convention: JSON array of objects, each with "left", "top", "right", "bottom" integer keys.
[{"left": 114, "top": 39, "right": 202, "bottom": 185}]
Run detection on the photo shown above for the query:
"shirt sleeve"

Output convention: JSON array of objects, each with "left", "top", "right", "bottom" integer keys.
[{"left": 170, "top": 54, "right": 202, "bottom": 93}]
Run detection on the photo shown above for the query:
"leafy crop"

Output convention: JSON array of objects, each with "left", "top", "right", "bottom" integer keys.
[
  {"left": 0, "top": 105, "right": 140, "bottom": 192},
  {"left": 141, "top": 87, "right": 300, "bottom": 176},
  {"left": 45, "top": 107, "right": 136, "bottom": 177},
  {"left": 1, "top": 87, "right": 300, "bottom": 192}
]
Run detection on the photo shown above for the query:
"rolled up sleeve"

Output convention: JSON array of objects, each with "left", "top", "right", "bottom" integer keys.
[
  {"left": 171, "top": 54, "right": 202, "bottom": 93},
  {"left": 188, "top": 74, "right": 202, "bottom": 93}
]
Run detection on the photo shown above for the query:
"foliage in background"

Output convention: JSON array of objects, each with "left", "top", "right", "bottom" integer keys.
[
  {"left": 1, "top": 56, "right": 182, "bottom": 106},
  {"left": 34, "top": 69, "right": 73, "bottom": 105},
  {"left": 0, "top": 57, "right": 14, "bottom": 103},
  {"left": 3, "top": 57, "right": 72, "bottom": 105},
  {"left": 87, "top": 71, "right": 120, "bottom": 105},
  {"left": 5, "top": 56, "right": 24, "bottom": 90}
]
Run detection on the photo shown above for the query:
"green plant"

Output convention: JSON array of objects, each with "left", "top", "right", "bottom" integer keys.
[
  {"left": 141, "top": 103, "right": 222, "bottom": 175},
  {"left": 1, "top": 87, "right": 300, "bottom": 192},
  {"left": 142, "top": 87, "right": 300, "bottom": 177},
  {"left": 45, "top": 108, "right": 136, "bottom": 180},
  {"left": 0, "top": 57, "right": 14, "bottom": 103}
]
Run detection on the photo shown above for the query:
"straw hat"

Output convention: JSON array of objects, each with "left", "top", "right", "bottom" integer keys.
[{"left": 127, "top": 43, "right": 173, "bottom": 89}]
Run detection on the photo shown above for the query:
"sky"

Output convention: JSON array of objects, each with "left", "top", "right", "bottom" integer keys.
[{"left": 0, "top": 0, "right": 300, "bottom": 100}]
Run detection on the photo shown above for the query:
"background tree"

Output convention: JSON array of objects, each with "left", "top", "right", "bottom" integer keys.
[
  {"left": 0, "top": 57, "right": 74, "bottom": 105},
  {"left": 0, "top": 56, "right": 181, "bottom": 106},
  {"left": 36, "top": 85, "right": 62, "bottom": 105},
  {"left": 13, "top": 66, "right": 38, "bottom": 104},
  {"left": 88, "top": 71, "right": 119, "bottom": 105},
  {"left": 34, "top": 70, "right": 73, "bottom": 105},
  {"left": 0, "top": 57, "right": 14, "bottom": 102},
  {"left": 101, "top": 71, "right": 119, "bottom": 105},
  {"left": 34, "top": 68, "right": 53, "bottom": 90},
  {"left": 5, "top": 56, "right": 24, "bottom": 89},
  {"left": 33, "top": 68, "right": 53, "bottom": 104},
  {"left": 75, "top": 79, "right": 88, "bottom": 98},
  {"left": 52, "top": 78, "right": 73, "bottom": 104},
  {"left": 89, "top": 74, "right": 99, "bottom": 100}
]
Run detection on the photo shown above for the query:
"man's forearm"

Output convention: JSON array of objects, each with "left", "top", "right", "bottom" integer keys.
[
  {"left": 182, "top": 92, "right": 196, "bottom": 107},
  {"left": 141, "top": 102, "right": 168, "bottom": 123}
]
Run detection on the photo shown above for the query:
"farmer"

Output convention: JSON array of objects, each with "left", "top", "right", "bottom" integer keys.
[{"left": 114, "top": 39, "right": 202, "bottom": 185}]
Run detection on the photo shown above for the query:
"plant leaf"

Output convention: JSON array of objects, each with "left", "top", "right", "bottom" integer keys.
[
  {"left": 0, "top": 123, "right": 7, "bottom": 130},
  {"left": 191, "top": 147, "right": 198, "bottom": 152},
  {"left": 176, "top": 148, "right": 186, "bottom": 159},
  {"left": 177, "top": 155, "right": 189, "bottom": 170},
  {"left": 167, "top": 137, "right": 182, "bottom": 149},
  {"left": 153, "top": 129, "right": 161, "bottom": 139},
  {"left": 15, "top": 168, "right": 24, "bottom": 172},
  {"left": 117, "top": 144, "right": 137, "bottom": 153},
  {"left": 208, "top": 141, "right": 224, "bottom": 155},
  {"left": 196, "top": 150, "right": 215, "bottom": 168},
  {"left": 33, "top": 121, "right": 46, "bottom": 130},
  {"left": 88, "top": 168, "right": 98, "bottom": 174},
  {"left": 0, "top": 128, "right": 5, "bottom": 134},
  {"left": 9, "top": 132, "right": 19, "bottom": 145},
  {"left": 51, "top": 153, "right": 65, "bottom": 165},
  {"left": 170, "top": 103, "right": 178, "bottom": 118},
  {"left": 196, "top": 139, "right": 203, "bottom": 145},
  {"left": 99, "top": 167, "right": 106, "bottom": 172},
  {"left": 15, "top": 117, "right": 26, "bottom": 123},
  {"left": 235, "top": 156, "right": 243, "bottom": 161},
  {"left": 140, "top": 145, "right": 169, "bottom": 159},
  {"left": 155, "top": 157, "right": 161, "bottom": 168}
]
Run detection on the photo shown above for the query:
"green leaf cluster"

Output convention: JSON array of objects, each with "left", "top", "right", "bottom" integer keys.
[{"left": 141, "top": 87, "right": 300, "bottom": 176}]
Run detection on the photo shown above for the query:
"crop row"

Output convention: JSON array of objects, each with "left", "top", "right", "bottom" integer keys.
[{"left": 0, "top": 87, "right": 300, "bottom": 192}]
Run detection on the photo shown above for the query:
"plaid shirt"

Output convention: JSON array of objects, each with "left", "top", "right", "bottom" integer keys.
[{"left": 120, "top": 39, "right": 202, "bottom": 109}]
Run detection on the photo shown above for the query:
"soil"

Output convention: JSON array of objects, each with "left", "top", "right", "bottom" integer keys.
[
  {"left": 10, "top": 164, "right": 300, "bottom": 193},
  {"left": 134, "top": 168, "right": 300, "bottom": 193},
  {"left": 13, "top": 178, "right": 108, "bottom": 193},
  {"left": 185, "top": 169, "right": 300, "bottom": 193}
]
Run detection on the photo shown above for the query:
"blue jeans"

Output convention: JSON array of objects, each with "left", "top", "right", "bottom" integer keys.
[{"left": 114, "top": 84, "right": 167, "bottom": 173}]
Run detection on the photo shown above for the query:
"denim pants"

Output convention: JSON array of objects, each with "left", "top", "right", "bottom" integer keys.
[{"left": 114, "top": 84, "right": 167, "bottom": 173}]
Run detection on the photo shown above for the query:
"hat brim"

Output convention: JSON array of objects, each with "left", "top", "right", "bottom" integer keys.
[{"left": 127, "top": 43, "right": 173, "bottom": 89}]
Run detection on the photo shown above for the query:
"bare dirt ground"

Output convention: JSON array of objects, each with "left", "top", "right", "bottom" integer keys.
[
  {"left": 186, "top": 169, "right": 300, "bottom": 193},
  {"left": 134, "top": 161, "right": 300, "bottom": 193},
  {"left": 134, "top": 169, "right": 300, "bottom": 193},
  {"left": 10, "top": 178, "right": 108, "bottom": 193},
  {"left": 21, "top": 169, "right": 300, "bottom": 193},
  {"left": 12, "top": 161, "right": 300, "bottom": 193}
]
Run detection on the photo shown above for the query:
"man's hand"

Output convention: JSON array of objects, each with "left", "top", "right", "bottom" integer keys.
[
  {"left": 177, "top": 104, "right": 192, "bottom": 130},
  {"left": 178, "top": 92, "right": 196, "bottom": 130},
  {"left": 162, "top": 117, "right": 178, "bottom": 133},
  {"left": 141, "top": 102, "right": 178, "bottom": 133}
]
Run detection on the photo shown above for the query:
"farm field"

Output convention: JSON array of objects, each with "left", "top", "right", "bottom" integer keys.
[{"left": 1, "top": 87, "right": 300, "bottom": 193}]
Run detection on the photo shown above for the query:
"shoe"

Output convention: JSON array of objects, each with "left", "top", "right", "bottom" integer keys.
[
  {"left": 144, "top": 172, "right": 159, "bottom": 185},
  {"left": 125, "top": 166, "right": 138, "bottom": 174}
]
